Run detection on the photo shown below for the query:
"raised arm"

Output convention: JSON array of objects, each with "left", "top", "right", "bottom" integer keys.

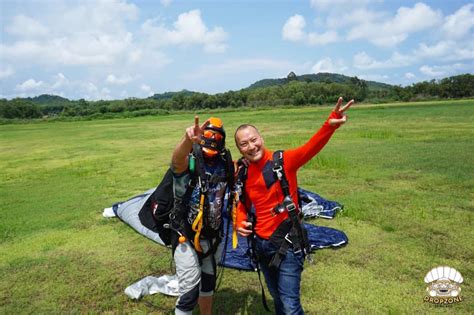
[
  {"left": 171, "top": 116, "right": 210, "bottom": 174},
  {"left": 285, "top": 97, "right": 354, "bottom": 170}
]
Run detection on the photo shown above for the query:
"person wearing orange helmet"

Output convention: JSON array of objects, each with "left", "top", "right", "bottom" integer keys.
[{"left": 170, "top": 116, "right": 233, "bottom": 315}]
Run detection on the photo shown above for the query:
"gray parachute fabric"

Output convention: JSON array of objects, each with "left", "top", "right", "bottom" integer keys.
[{"left": 113, "top": 188, "right": 167, "bottom": 246}]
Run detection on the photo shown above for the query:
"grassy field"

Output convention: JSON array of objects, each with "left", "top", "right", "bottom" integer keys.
[{"left": 0, "top": 99, "right": 473, "bottom": 314}]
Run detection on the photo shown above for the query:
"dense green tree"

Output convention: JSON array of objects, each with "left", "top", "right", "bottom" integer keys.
[{"left": 0, "top": 98, "right": 42, "bottom": 118}]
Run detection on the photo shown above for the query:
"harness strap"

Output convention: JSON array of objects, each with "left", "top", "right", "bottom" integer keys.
[
  {"left": 249, "top": 232, "right": 271, "bottom": 312},
  {"left": 269, "top": 237, "right": 290, "bottom": 269},
  {"left": 231, "top": 191, "right": 239, "bottom": 249},
  {"left": 232, "top": 161, "right": 248, "bottom": 248},
  {"left": 256, "top": 263, "right": 271, "bottom": 312},
  {"left": 272, "top": 151, "right": 311, "bottom": 261}
]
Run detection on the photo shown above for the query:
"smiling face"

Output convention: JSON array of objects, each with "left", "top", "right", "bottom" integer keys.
[{"left": 235, "top": 125, "right": 265, "bottom": 163}]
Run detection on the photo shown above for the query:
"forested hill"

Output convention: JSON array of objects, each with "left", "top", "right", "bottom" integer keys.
[
  {"left": 28, "top": 94, "right": 70, "bottom": 106},
  {"left": 249, "top": 72, "right": 392, "bottom": 90},
  {"left": 1, "top": 73, "right": 473, "bottom": 120},
  {"left": 149, "top": 89, "right": 199, "bottom": 100}
]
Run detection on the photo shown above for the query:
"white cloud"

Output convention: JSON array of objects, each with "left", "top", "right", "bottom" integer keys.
[
  {"left": 52, "top": 73, "right": 69, "bottom": 89},
  {"left": 311, "top": 58, "right": 347, "bottom": 73},
  {"left": 142, "top": 10, "right": 228, "bottom": 53},
  {"left": 161, "top": 0, "right": 173, "bottom": 7},
  {"left": 353, "top": 51, "right": 416, "bottom": 69},
  {"left": 105, "top": 74, "right": 135, "bottom": 85},
  {"left": 405, "top": 72, "right": 415, "bottom": 79},
  {"left": 100, "top": 88, "right": 112, "bottom": 99},
  {"left": 141, "top": 84, "right": 153, "bottom": 96},
  {"left": 347, "top": 3, "right": 443, "bottom": 47},
  {"left": 1, "top": 1, "right": 137, "bottom": 66},
  {"left": 60, "top": 0, "right": 138, "bottom": 34},
  {"left": 15, "top": 79, "right": 45, "bottom": 92},
  {"left": 282, "top": 15, "right": 338, "bottom": 45},
  {"left": 442, "top": 4, "right": 474, "bottom": 39},
  {"left": 419, "top": 63, "right": 466, "bottom": 78},
  {"left": 141, "top": 84, "right": 151, "bottom": 92},
  {"left": 358, "top": 74, "right": 389, "bottom": 82},
  {"left": 282, "top": 15, "right": 306, "bottom": 41},
  {"left": 81, "top": 82, "right": 112, "bottom": 100},
  {"left": 184, "top": 58, "right": 302, "bottom": 80},
  {"left": 6, "top": 14, "right": 49, "bottom": 37},
  {"left": 419, "top": 65, "right": 445, "bottom": 77},
  {"left": 307, "top": 30, "right": 339, "bottom": 45},
  {"left": 1, "top": 33, "right": 133, "bottom": 66},
  {"left": 415, "top": 40, "right": 474, "bottom": 62},
  {"left": 326, "top": 8, "right": 386, "bottom": 29},
  {"left": 128, "top": 50, "right": 142, "bottom": 63},
  {"left": 0, "top": 66, "right": 15, "bottom": 80}
]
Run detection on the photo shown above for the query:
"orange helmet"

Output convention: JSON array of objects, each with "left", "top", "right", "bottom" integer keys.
[{"left": 200, "top": 117, "right": 225, "bottom": 158}]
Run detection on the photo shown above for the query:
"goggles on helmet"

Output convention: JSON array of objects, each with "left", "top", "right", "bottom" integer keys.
[{"left": 203, "top": 129, "right": 224, "bottom": 142}]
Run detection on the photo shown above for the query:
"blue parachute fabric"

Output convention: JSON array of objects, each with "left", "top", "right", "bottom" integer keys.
[
  {"left": 109, "top": 186, "right": 347, "bottom": 271},
  {"left": 219, "top": 217, "right": 348, "bottom": 271}
]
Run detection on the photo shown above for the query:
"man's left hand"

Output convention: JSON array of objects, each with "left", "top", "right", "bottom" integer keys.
[{"left": 329, "top": 97, "right": 354, "bottom": 126}]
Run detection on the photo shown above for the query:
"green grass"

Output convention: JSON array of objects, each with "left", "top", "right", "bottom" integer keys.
[{"left": 1, "top": 99, "right": 473, "bottom": 314}]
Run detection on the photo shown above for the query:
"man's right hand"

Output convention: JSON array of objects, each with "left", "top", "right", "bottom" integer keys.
[
  {"left": 172, "top": 115, "right": 210, "bottom": 174},
  {"left": 237, "top": 221, "right": 253, "bottom": 237},
  {"left": 186, "top": 115, "right": 210, "bottom": 143}
]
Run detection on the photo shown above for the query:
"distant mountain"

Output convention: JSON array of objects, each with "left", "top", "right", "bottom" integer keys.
[
  {"left": 248, "top": 72, "right": 393, "bottom": 90},
  {"left": 148, "top": 89, "right": 199, "bottom": 100},
  {"left": 27, "top": 94, "right": 71, "bottom": 106}
]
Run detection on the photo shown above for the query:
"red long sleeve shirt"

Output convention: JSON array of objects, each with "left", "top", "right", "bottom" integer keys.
[{"left": 236, "top": 111, "right": 342, "bottom": 239}]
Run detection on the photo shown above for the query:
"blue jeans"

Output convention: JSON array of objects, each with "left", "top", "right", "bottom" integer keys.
[{"left": 255, "top": 236, "right": 305, "bottom": 315}]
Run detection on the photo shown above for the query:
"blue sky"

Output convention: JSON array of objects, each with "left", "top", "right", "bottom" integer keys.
[{"left": 1, "top": 0, "right": 473, "bottom": 100}]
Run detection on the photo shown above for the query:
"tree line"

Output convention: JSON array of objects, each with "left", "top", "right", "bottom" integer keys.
[{"left": 1, "top": 73, "right": 472, "bottom": 120}]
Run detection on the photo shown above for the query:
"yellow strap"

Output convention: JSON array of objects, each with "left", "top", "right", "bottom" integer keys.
[
  {"left": 191, "top": 194, "right": 205, "bottom": 252},
  {"left": 232, "top": 192, "right": 239, "bottom": 249}
]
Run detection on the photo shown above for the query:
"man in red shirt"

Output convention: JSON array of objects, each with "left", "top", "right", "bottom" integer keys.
[{"left": 235, "top": 97, "right": 354, "bottom": 314}]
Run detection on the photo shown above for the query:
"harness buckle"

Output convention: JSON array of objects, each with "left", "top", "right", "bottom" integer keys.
[
  {"left": 199, "top": 175, "right": 208, "bottom": 192},
  {"left": 286, "top": 202, "right": 297, "bottom": 213},
  {"left": 272, "top": 165, "right": 283, "bottom": 180},
  {"left": 235, "top": 182, "right": 243, "bottom": 195}
]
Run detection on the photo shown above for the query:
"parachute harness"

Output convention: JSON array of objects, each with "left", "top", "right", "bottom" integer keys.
[{"left": 192, "top": 177, "right": 207, "bottom": 252}]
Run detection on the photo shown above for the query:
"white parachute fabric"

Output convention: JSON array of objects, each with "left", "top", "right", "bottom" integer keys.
[{"left": 124, "top": 275, "right": 179, "bottom": 299}]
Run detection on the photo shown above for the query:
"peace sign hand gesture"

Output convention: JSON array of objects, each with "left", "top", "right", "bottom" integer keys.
[
  {"left": 186, "top": 115, "right": 210, "bottom": 143},
  {"left": 329, "top": 97, "right": 354, "bottom": 126}
]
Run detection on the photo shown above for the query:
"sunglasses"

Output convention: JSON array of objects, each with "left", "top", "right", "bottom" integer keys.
[{"left": 203, "top": 130, "right": 223, "bottom": 141}]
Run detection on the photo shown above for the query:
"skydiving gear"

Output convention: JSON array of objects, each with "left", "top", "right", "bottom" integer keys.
[
  {"left": 203, "top": 129, "right": 224, "bottom": 142},
  {"left": 268, "top": 150, "right": 312, "bottom": 269},
  {"left": 234, "top": 151, "right": 311, "bottom": 269},
  {"left": 171, "top": 142, "right": 234, "bottom": 257}
]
